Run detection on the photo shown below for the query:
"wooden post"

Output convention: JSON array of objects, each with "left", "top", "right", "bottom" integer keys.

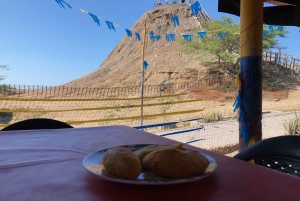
[
  {"left": 140, "top": 21, "right": 147, "bottom": 129},
  {"left": 239, "top": 0, "right": 264, "bottom": 150}
]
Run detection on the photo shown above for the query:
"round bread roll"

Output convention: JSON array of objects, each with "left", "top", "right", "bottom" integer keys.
[
  {"left": 103, "top": 147, "right": 142, "bottom": 179},
  {"left": 142, "top": 149, "right": 209, "bottom": 178}
]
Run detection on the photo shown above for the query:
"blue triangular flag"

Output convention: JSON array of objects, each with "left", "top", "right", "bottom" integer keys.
[
  {"left": 88, "top": 13, "right": 100, "bottom": 26},
  {"left": 171, "top": 16, "right": 180, "bottom": 27},
  {"left": 165, "top": 33, "right": 175, "bottom": 42},
  {"left": 125, "top": 29, "right": 132, "bottom": 37},
  {"left": 106, "top": 21, "right": 115, "bottom": 31},
  {"left": 217, "top": 33, "right": 228, "bottom": 40},
  {"left": 150, "top": 31, "right": 155, "bottom": 42},
  {"left": 182, "top": 34, "right": 193, "bottom": 42},
  {"left": 55, "top": 0, "right": 72, "bottom": 9},
  {"left": 135, "top": 33, "right": 141, "bottom": 41},
  {"left": 197, "top": 31, "right": 207, "bottom": 39},
  {"left": 191, "top": 1, "right": 201, "bottom": 16},
  {"left": 155, "top": 35, "right": 161, "bottom": 41},
  {"left": 263, "top": 31, "right": 269, "bottom": 36},
  {"left": 277, "top": 26, "right": 284, "bottom": 31},
  {"left": 269, "top": 25, "right": 274, "bottom": 33},
  {"left": 143, "top": 61, "right": 149, "bottom": 70}
]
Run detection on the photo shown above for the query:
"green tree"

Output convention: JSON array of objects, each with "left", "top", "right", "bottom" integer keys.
[
  {"left": 182, "top": 17, "right": 289, "bottom": 69},
  {"left": 0, "top": 65, "right": 9, "bottom": 81}
]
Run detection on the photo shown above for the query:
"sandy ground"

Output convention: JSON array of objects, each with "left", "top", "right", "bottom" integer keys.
[
  {"left": 151, "top": 83, "right": 300, "bottom": 154},
  {"left": 153, "top": 110, "right": 300, "bottom": 149}
]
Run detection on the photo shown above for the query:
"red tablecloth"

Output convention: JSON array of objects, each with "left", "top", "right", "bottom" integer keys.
[{"left": 0, "top": 126, "right": 300, "bottom": 201}]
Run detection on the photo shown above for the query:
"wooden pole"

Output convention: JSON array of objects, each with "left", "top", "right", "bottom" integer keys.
[
  {"left": 285, "top": 54, "right": 288, "bottom": 68},
  {"left": 239, "top": 0, "right": 264, "bottom": 150},
  {"left": 140, "top": 21, "right": 147, "bottom": 130}
]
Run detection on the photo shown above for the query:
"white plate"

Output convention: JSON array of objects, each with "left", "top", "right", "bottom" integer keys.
[{"left": 82, "top": 144, "right": 217, "bottom": 185}]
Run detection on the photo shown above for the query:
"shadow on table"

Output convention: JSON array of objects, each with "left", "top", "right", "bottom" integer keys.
[{"left": 85, "top": 174, "right": 219, "bottom": 200}]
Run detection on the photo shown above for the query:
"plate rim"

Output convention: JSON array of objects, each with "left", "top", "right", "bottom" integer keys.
[{"left": 82, "top": 144, "right": 217, "bottom": 185}]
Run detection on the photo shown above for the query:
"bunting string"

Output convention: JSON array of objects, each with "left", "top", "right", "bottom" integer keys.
[{"left": 53, "top": 0, "right": 290, "bottom": 44}]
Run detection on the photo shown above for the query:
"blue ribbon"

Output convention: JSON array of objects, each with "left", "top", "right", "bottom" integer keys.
[
  {"left": 197, "top": 31, "right": 207, "bottom": 39},
  {"left": 88, "top": 13, "right": 100, "bottom": 26},
  {"left": 125, "top": 29, "right": 132, "bottom": 37},
  {"left": 55, "top": 0, "right": 72, "bottom": 9},
  {"left": 233, "top": 90, "right": 241, "bottom": 112},
  {"left": 239, "top": 109, "right": 252, "bottom": 147},
  {"left": 182, "top": 34, "right": 193, "bottom": 42},
  {"left": 233, "top": 89, "right": 251, "bottom": 147},
  {"left": 165, "top": 33, "right": 175, "bottom": 41},
  {"left": 191, "top": 1, "right": 201, "bottom": 16},
  {"left": 157, "top": 25, "right": 162, "bottom": 30},
  {"left": 171, "top": 16, "right": 180, "bottom": 27},
  {"left": 135, "top": 33, "right": 141, "bottom": 41},
  {"left": 106, "top": 21, "right": 115, "bottom": 31}
]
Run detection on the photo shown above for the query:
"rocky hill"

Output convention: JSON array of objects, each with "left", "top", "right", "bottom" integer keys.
[{"left": 65, "top": 4, "right": 214, "bottom": 88}]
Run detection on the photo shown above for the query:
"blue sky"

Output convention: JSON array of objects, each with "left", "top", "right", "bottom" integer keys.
[{"left": 1, "top": 0, "right": 299, "bottom": 86}]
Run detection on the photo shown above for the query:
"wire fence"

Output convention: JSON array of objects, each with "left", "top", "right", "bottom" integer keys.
[{"left": 1, "top": 51, "right": 299, "bottom": 155}]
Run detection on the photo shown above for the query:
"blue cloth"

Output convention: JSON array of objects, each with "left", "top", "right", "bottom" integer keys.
[
  {"left": 125, "top": 29, "right": 132, "bottom": 37},
  {"left": 55, "top": 0, "right": 72, "bottom": 9},
  {"left": 88, "top": 13, "right": 100, "bottom": 26},
  {"left": 157, "top": 25, "right": 162, "bottom": 30},
  {"left": 165, "top": 33, "right": 175, "bottom": 41},
  {"left": 135, "top": 33, "right": 141, "bottom": 41},
  {"left": 197, "top": 31, "right": 207, "bottom": 39},
  {"left": 143, "top": 61, "right": 149, "bottom": 70},
  {"left": 182, "top": 34, "right": 193, "bottom": 42},
  {"left": 191, "top": 1, "right": 201, "bottom": 16},
  {"left": 106, "top": 21, "right": 115, "bottom": 31},
  {"left": 217, "top": 33, "right": 228, "bottom": 40},
  {"left": 171, "top": 16, "right": 180, "bottom": 27}
]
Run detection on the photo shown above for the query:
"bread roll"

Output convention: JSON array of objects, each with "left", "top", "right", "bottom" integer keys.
[
  {"left": 103, "top": 147, "right": 142, "bottom": 179},
  {"left": 134, "top": 143, "right": 183, "bottom": 161},
  {"left": 142, "top": 149, "right": 209, "bottom": 178}
]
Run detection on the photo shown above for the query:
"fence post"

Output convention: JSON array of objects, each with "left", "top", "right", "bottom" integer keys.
[{"left": 291, "top": 56, "right": 295, "bottom": 70}]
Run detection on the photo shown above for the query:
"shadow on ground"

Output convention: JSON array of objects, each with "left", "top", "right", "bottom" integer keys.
[{"left": 0, "top": 112, "right": 13, "bottom": 124}]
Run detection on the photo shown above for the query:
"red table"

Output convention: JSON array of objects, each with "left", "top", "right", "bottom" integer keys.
[{"left": 0, "top": 126, "right": 300, "bottom": 201}]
